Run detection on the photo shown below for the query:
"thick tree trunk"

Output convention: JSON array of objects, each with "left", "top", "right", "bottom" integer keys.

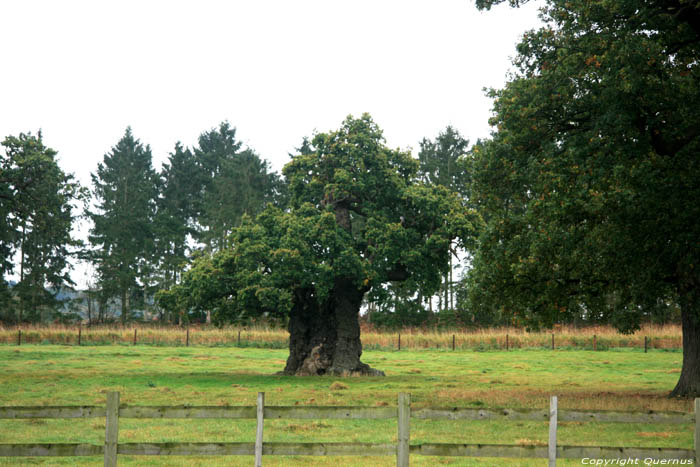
[
  {"left": 670, "top": 282, "right": 700, "bottom": 397},
  {"left": 283, "top": 282, "right": 384, "bottom": 376}
]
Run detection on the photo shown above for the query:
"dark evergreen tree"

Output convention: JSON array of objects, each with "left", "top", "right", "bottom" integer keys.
[
  {"left": 417, "top": 126, "right": 471, "bottom": 316},
  {"left": 0, "top": 132, "right": 83, "bottom": 322},
  {"left": 194, "top": 122, "right": 278, "bottom": 251},
  {"left": 88, "top": 128, "right": 158, "bottom": 324},
  {"left": 155, "top": 144, "right": 200, "bottom": 283},
  {"left": 151, "top": 143, "right": 203, "bottom": 322}
]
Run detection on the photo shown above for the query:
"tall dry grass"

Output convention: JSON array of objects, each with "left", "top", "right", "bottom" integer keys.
[{"left": 0, "top": 323, "right": 682, "bottom": 350}]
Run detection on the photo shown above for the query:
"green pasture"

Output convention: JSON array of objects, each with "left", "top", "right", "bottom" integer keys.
[{"left": 0, "top": 345, "right": 692, "bottom": 466}]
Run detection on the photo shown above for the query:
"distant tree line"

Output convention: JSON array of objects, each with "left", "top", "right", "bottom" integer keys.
[{"left": 0, "top": 118, "right": 682, "bottom": 329}]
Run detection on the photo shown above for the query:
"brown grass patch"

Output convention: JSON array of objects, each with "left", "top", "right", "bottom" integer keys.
[
  {"left": 25, "top": 419, "right": 47, "bottom": 425},
  {"left": 516, "top": 438, "right": 546, "bottom": 446},
  {"left": 330, "top": 381, "right": 349, "bottom": 391},
  {"left": 284, "top": 422, "right": 331, "bottom": 432},
  {"left": 0, "top": 322, "right": 683, "bottom": 349},
  {"left": 637, "top": 432, "right": 672, "bottom": 438}
]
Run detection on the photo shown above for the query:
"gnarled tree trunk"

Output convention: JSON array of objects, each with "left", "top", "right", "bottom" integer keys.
[{"left": 283, "top": 281, "right": 384, "bottom": 376}]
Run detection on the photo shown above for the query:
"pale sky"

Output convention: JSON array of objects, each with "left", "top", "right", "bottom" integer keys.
[{"left": 1, "top": 0, "right": 543, "bottom": 287}]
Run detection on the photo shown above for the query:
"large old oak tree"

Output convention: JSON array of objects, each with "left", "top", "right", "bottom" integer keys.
[
  {"left": 470, "top": 0, "right": 700, "bottom": 396},
  {"left": 166, "top": 114, "right": 479, "bottom": 375}
]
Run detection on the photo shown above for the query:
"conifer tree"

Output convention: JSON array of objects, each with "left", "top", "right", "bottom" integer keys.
[
  {"left": 194, "top": 122, "right": 277, "bottom": 251},
  {"left": 1, "top": 132, "right": 83, "bottom": 322},
  {"left": 88, "top": 128, "right": 158, "bottom": 323}
]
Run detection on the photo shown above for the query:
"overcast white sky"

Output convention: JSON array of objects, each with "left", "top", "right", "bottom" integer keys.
[{"left": 1, "top": 0, "right": 543, "bottom": 287}]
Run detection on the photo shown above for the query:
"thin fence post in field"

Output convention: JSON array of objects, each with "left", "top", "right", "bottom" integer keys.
[
  {"left": 255, "top": 392, "right": 265, "bottom": 467},
  {"left": 17, "top": 329, "right": 21, "bottom": 346},
  {"left": 695, "top": 398, "right": 699, "bottom": 466},
  {"left": 552, "top": 333, "right": 555, "bottom": 350},
  {"left": 133, "top": 329, "right": 137, "bottom": 346},
  {"left": 548, "top": 395, "right": 558, "bottom": 467},
  {"left": 238, "top": 330, "right": 241, "bottom": 347},
  {"left": 105, "top": 391, "right": 120, "bottom": 467},
  {"left": 645, "top": 335, "right": 648, "bottom": 353},
  {"left": 398, "top": 333, "right": 401, "bottom": 351},
  {"left": 452, "top": 334, "right": 455, "bottom": 351},
  {"left": 506, "top": 334, "right": 509, "bottom": 351},
  {"left": 78, "top": 326, "right": 81, "bottom": 346},
  {"left": 593, "top": 335, "right": 597, "bottom": 351},
  {"left": 186, "top": 328, "right": 190, "bottom": 347},
  {"left": 397, "top": 392, "right": 410, "bottom": 467}
]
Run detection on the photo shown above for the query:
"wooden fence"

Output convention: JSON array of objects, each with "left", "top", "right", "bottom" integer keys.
[
  {"left": 7, "top": 327, "right": 680, "bottom": 351},
  {"left": 0, "top": 393, "right": 697, "bottom": 466}
]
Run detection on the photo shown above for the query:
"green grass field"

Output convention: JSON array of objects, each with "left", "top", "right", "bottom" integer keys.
[{"left": 0, "top": 345, "right": 693, "bottom": 466}]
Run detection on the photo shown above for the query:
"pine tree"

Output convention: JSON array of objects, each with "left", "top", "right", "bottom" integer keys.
[
  {"left": 152, "top": 143, "right": 202, "bottom": 321},
  {"left": 194, "top": 122, "right": 277, "bottom": 251},
  {"left": 88, "top": 128, "right": 158, "bottom": 323},
  {"left": 417, "top": 126, "right": 470, "bottom": 315},
  {"left": 1, "top": 132, "right": 83, "bottom": 322}
]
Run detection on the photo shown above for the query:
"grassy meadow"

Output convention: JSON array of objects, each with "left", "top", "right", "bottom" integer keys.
[
  {"left": 0, "top": 342, "right": 693, "bottom": 466},
  {"left": 0, "top": 323, "right": 684, "bottom": 351}
]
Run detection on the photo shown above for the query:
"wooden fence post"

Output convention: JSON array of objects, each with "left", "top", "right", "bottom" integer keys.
[
  {"left": 593, "top": 335, "right": 597, "bottom": 351},
  {"left": 105, "top": 391, "right": 120, "bottom": 467},
  {"left": 398, "top": 334, "right": 401, "bottom": 351},
  {"left": 645, "top": 336, "right": 648, "bottom": 353},
  {"left": 78, "top": 326, "right": 81, "bottom": 346},
  {"left": 548, "top": 395, "right": 557, "bottom": 467},
  {"left": 452, "top": 335, "right": 455, "bottom": 351},
  {"left": 133, "top": 329, "right": 137, "bottom": 346},
  {"left": 695, "top": 398, "right": 699, "bottom": 467},
  {"left": 255, "top": 392, "right": 265, "bottom": 467},
  {"left": 397, "top": 392, "right": 410, "bottom": 467},
  {"left": 506, "top": 334, "right": 509, "bottom": 351},
  {"left": 17, "top": 329, "right": 21, "bottom": 346},
  {"left": 238, "top": 330, "right": 241, "bottom": 346},
  {"left": 186, "top": 328, "right": 190, "bottom": 347},
  {"left": 551, "top": 334, "right": 555, "bottom": 350}
]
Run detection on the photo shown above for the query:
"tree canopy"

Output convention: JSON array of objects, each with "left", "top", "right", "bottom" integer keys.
[
  {"left": 168, "top": 114, "right": 480, "bottom": 374},
  {"left": 468, "top": 0, "right": 700, "bottom": 396}
]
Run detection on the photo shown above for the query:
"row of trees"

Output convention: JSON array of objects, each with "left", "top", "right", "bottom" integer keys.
[
  {"left": 0, "top": 123, "right": 283, "bottom": 324},
  {"left": 85, "top": 123, "right": 283, "bottom": 325},
  {"left": 0, "top": 122, "right": 473, "bottom": 326},
  {"left": 0, "top": 111, "right": 689, "bottom": 329}
]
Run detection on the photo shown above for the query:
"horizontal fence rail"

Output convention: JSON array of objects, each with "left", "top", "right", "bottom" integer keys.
[{"left": 0, "top": 393, "right": 697, "bottom": 466}]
